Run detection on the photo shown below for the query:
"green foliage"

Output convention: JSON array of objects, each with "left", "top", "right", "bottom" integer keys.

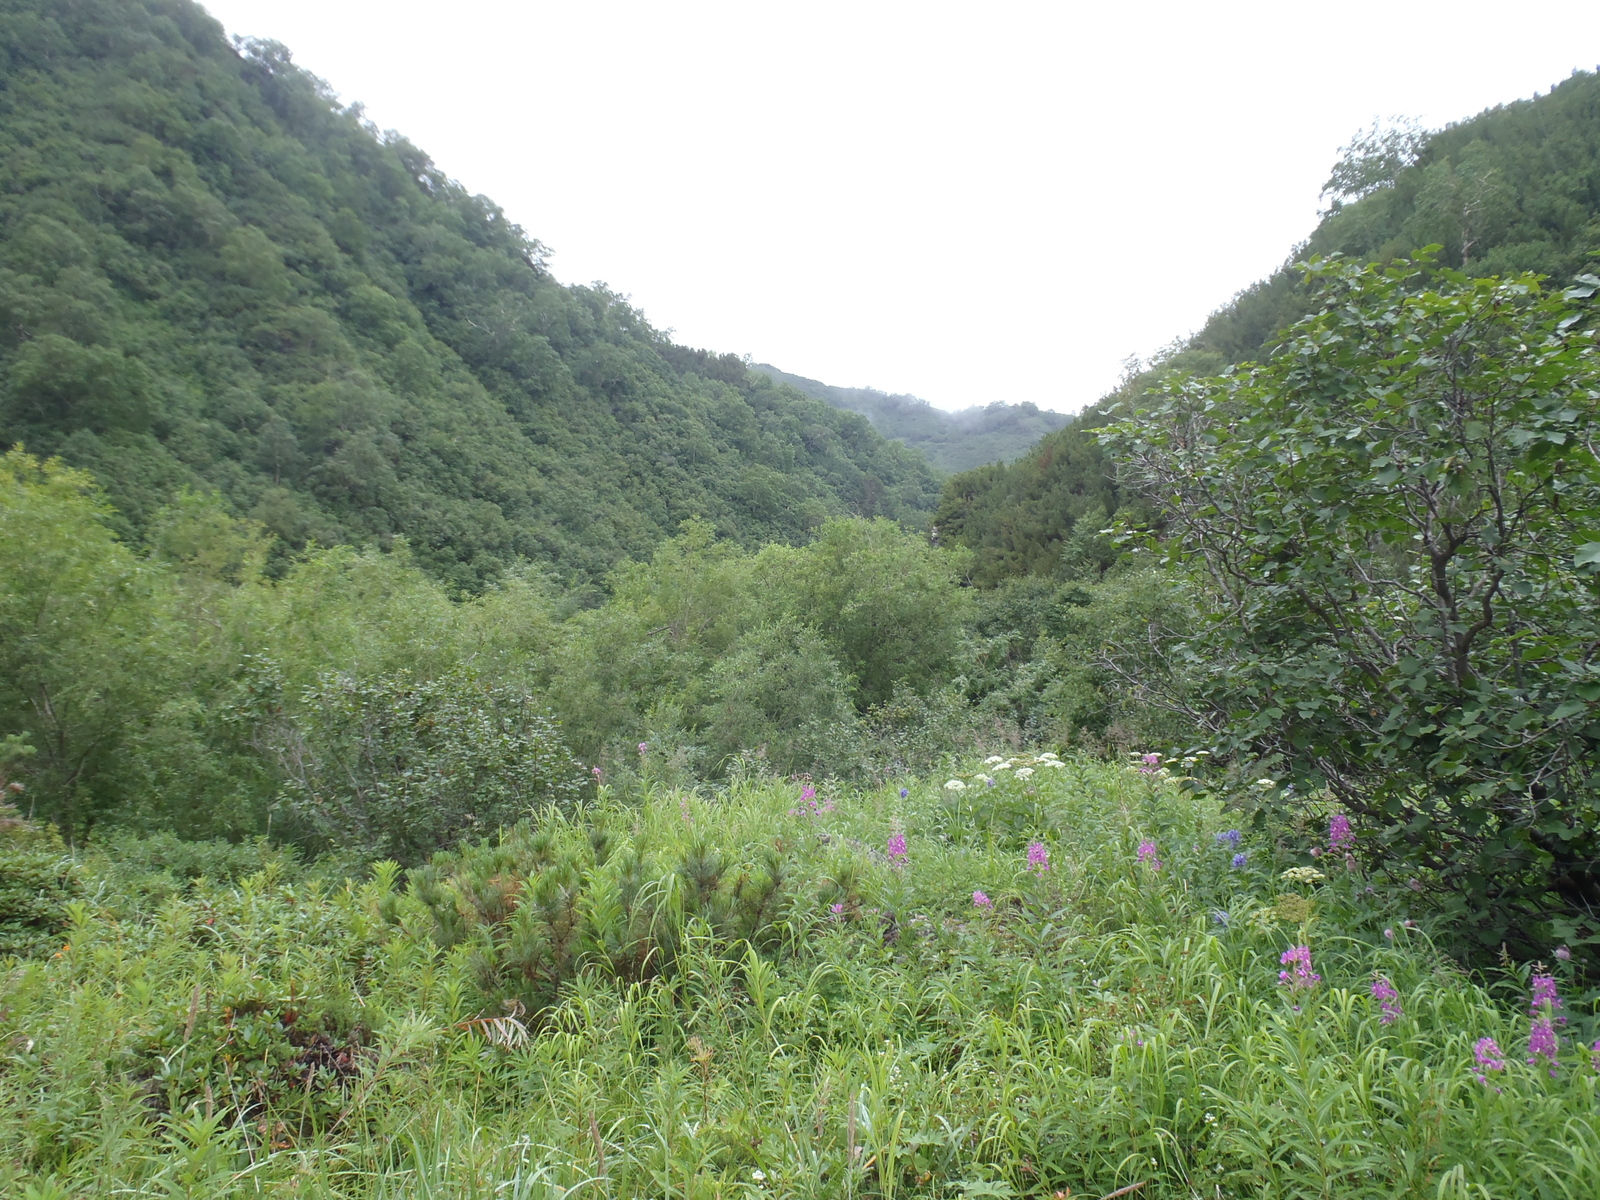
[
  {"left": 754, "top": 517, "right": 973, "bottom": 709},
  {"left": 0, "top": 447, "right": 584, "bottom": 849},
  {"left": 412, "top": 793, "right": 802, "bottom": 1015},
  {"left": 933, "top": 416, "right": 1126, "bottom": 585},
  {"left": 0, "top": 739, "right": 76, "bottom": 959},
  {"left": 0, "top": 0, "right": 937, "bottom": 592},
  {"left": 1108, "top": 255, "right": 1600, "bottom": 959},
  {"left": 548, "top": 517, "right": 977, "bottom": 770},
  {"left": 4, "top": 762, "right": 1599, "bottom": 1196},
  {"left": 1198, "top": 70, "right": 1600, "bottom": 367},
  {"left": 257, "top": 667, "right": 585, "bottom": 864},
  {"left": 2, "top": 450, "right": 1043, "bottom": 842},
  {"left": 703, "top": 619, "right": 859, "bottom": 775},
  {"left": 754, "top": 364, "right": 1072, "bottom": 473},
  {"left": 0, "top": 803, "right": 76, "bottom": 959},
  {"left": 0, "top": 448, "right": 184, "bottom": 837},
  {"left": 963, "top": 567, "right": 1202, "bottom": 753}
]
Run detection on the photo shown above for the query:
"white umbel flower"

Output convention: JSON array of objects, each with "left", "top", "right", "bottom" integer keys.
[{"left": 944, "top": 779, "right": 967, "bottom": 791}]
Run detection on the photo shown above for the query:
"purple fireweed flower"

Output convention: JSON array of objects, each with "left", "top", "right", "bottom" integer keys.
[
  {"left": 887, "top": 827, "right": 908, "bottom": 863},
  {"left": 801, "top": 785, "right": 816, "bottom": 803},
  {"left": 1138, "top": 752, "right": 1162, "bottom": 775},
  {"left": 1136, "top": 840, "right": 1162, "bottom": 871},
  {"left": 591, "top": 766, "right": 603, "bottom": 780},
  {"left": 1027, "top": 842, "right": 1050, "bottom": 873},
  {"left": 973, "top": 890, "right": 992, "bottom": 908},
  {"left": 1231, "top": 852, "right": 1248, "bottom": 869},
  {"left": 1529, "top": 1015, "right": 1560, "bottom": 1077},
  {"left": 1530, "top": 972, "right": 1565, "bottom": 1024},
  {"left": 1474, "top": 1037, "right": 1506, "bottom": 1085},
  {"left": 1278, "top": 945, "right": 1321, "bottom": 992},
  {"left": 1591, "top": 1039, "right": 1600, "bottom": 1072},
  {"left": 1215, "top": 829, "right": 1242, "bottom": 848},
  {"left": 638, "top": 742, "right": 649, "bottom": 755},
  {"left": 829, "top": 902, "right": 845, "bottom": 917},
  {"left": 1328, "top": 813, "right": 1353, "bottom": 853},
  {"left": 1371, "top": 977, "right": 1402, "bottom": 1025}
]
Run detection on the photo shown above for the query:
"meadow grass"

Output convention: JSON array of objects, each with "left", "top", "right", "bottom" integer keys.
[{"left": 2, "top": 757, "right": 1597, "bottom": 1198}]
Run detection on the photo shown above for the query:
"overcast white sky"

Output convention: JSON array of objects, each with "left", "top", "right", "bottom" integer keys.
[{"left": 199, "top": 0, "right": 1600, "bottom": 413}]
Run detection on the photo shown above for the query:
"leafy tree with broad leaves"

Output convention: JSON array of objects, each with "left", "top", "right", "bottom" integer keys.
[{"left": 1107, "top": 254, "right": 1600, "bottom": 958}]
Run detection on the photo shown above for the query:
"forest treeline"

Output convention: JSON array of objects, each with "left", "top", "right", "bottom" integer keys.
[
  {"left": 0, "top": 0, "right": 936, "bottom": 594},
  {"left": 936, "top": 68, "right": 1600, "bottom": 582},
  {"left": 1, "top": 446, "right": 1185, "bottom": 859},
  {"left": 753, "top": 363, "right": 1072, "bottom": 473}
]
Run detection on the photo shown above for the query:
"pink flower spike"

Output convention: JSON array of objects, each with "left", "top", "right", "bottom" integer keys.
[
  {"left": 887, "top": 826, "right": 908, "bottom": 863},
  {"left": 1278, "top": 945, "right": 1321, "bottom": 992},
  {"left": 1529, "top": 1015, "right": 1560, "bottom": 1077},
  {"left": 1027, "top": 842, "right": 1050, "bottom": 873},
  {"left": 1328, "top": 813, "right": 1353, "bottom": 853},
  {"left": 1370, "top": 976, "right": 1402, "bottom": 1024},
  {"left": 973, "top": 890, "right": 992, "bottom": 908},
  {"left": 1530, "top": 972, "right": 1565, "bottom": 1024},
  {"left": 1136, "top": 840, "right": 1162, "bottom": 871},
  {"left": 1474, "top": 1036, "right": 1506, "bottom": 1085}
]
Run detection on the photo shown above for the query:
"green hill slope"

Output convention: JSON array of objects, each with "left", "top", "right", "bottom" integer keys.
[
  {"left": 0, "top": 0, "right": 937, "bottom": 591},
  {"left": 754, "top": 362, "right": 1071, "bottom": 473},
  {"left": 938, "top": 69, "right": 1600, "bottom": 583}
]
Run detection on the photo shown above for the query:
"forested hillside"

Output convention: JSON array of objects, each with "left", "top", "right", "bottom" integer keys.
[
  {"left": 753, "top": 363, "right": 1071, "bottom": 473},
  {"left": 939, "top": 69, "right": 1600, "bottom": 581},
  {"left": 8, "top": 12, "right": 1600, "bottom": 1193},
  {"left": 0, "top": 0, "right": 937, "bottom": 591}
]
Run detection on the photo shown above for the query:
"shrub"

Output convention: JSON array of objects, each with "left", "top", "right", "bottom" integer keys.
[
  {"left": 257, "top": 666, "right": 585, "bottom": 863},
  {"left": 0, "top": 803, "right": 76, "bottom": 959}
]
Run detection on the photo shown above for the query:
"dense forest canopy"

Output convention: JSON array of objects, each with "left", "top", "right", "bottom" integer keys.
[
  {"left": 938, "top": 69, "right": 1600, "bottom": 583},
  {"left": 0, "top": 0, "right": 938, "bottom": 592},
  {"left": 753, "top": 363, "right": 1072, "bottom": 474}
]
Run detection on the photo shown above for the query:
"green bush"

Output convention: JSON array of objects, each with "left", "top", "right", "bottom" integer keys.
[
  {"left": 0, "top": 804, "right": 76, "bottom": 959},
  {"left": 702, "top": 619, "right": 859, "bottom": 775},
  {"left": 258, "top": 667, "right": 585, "bottom": 863}
]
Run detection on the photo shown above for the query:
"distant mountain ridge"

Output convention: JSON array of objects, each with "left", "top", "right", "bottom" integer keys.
[{"left": 753, "top": 364, "right": 1072, "bottom": 473}]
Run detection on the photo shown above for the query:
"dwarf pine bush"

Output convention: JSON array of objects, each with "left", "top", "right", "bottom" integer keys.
[{"left": 1, "top": 758, "right": 1597, "bottom": 1198}]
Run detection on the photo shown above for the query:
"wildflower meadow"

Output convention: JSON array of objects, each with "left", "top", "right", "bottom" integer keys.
[{"left": 4, "top": 756, "right": 1599, "bottom": 1198}]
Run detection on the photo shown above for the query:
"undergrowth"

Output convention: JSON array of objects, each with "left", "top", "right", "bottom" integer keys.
[{"left": 1, "top": 757, "right": 1596, "bottom": 1198}]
